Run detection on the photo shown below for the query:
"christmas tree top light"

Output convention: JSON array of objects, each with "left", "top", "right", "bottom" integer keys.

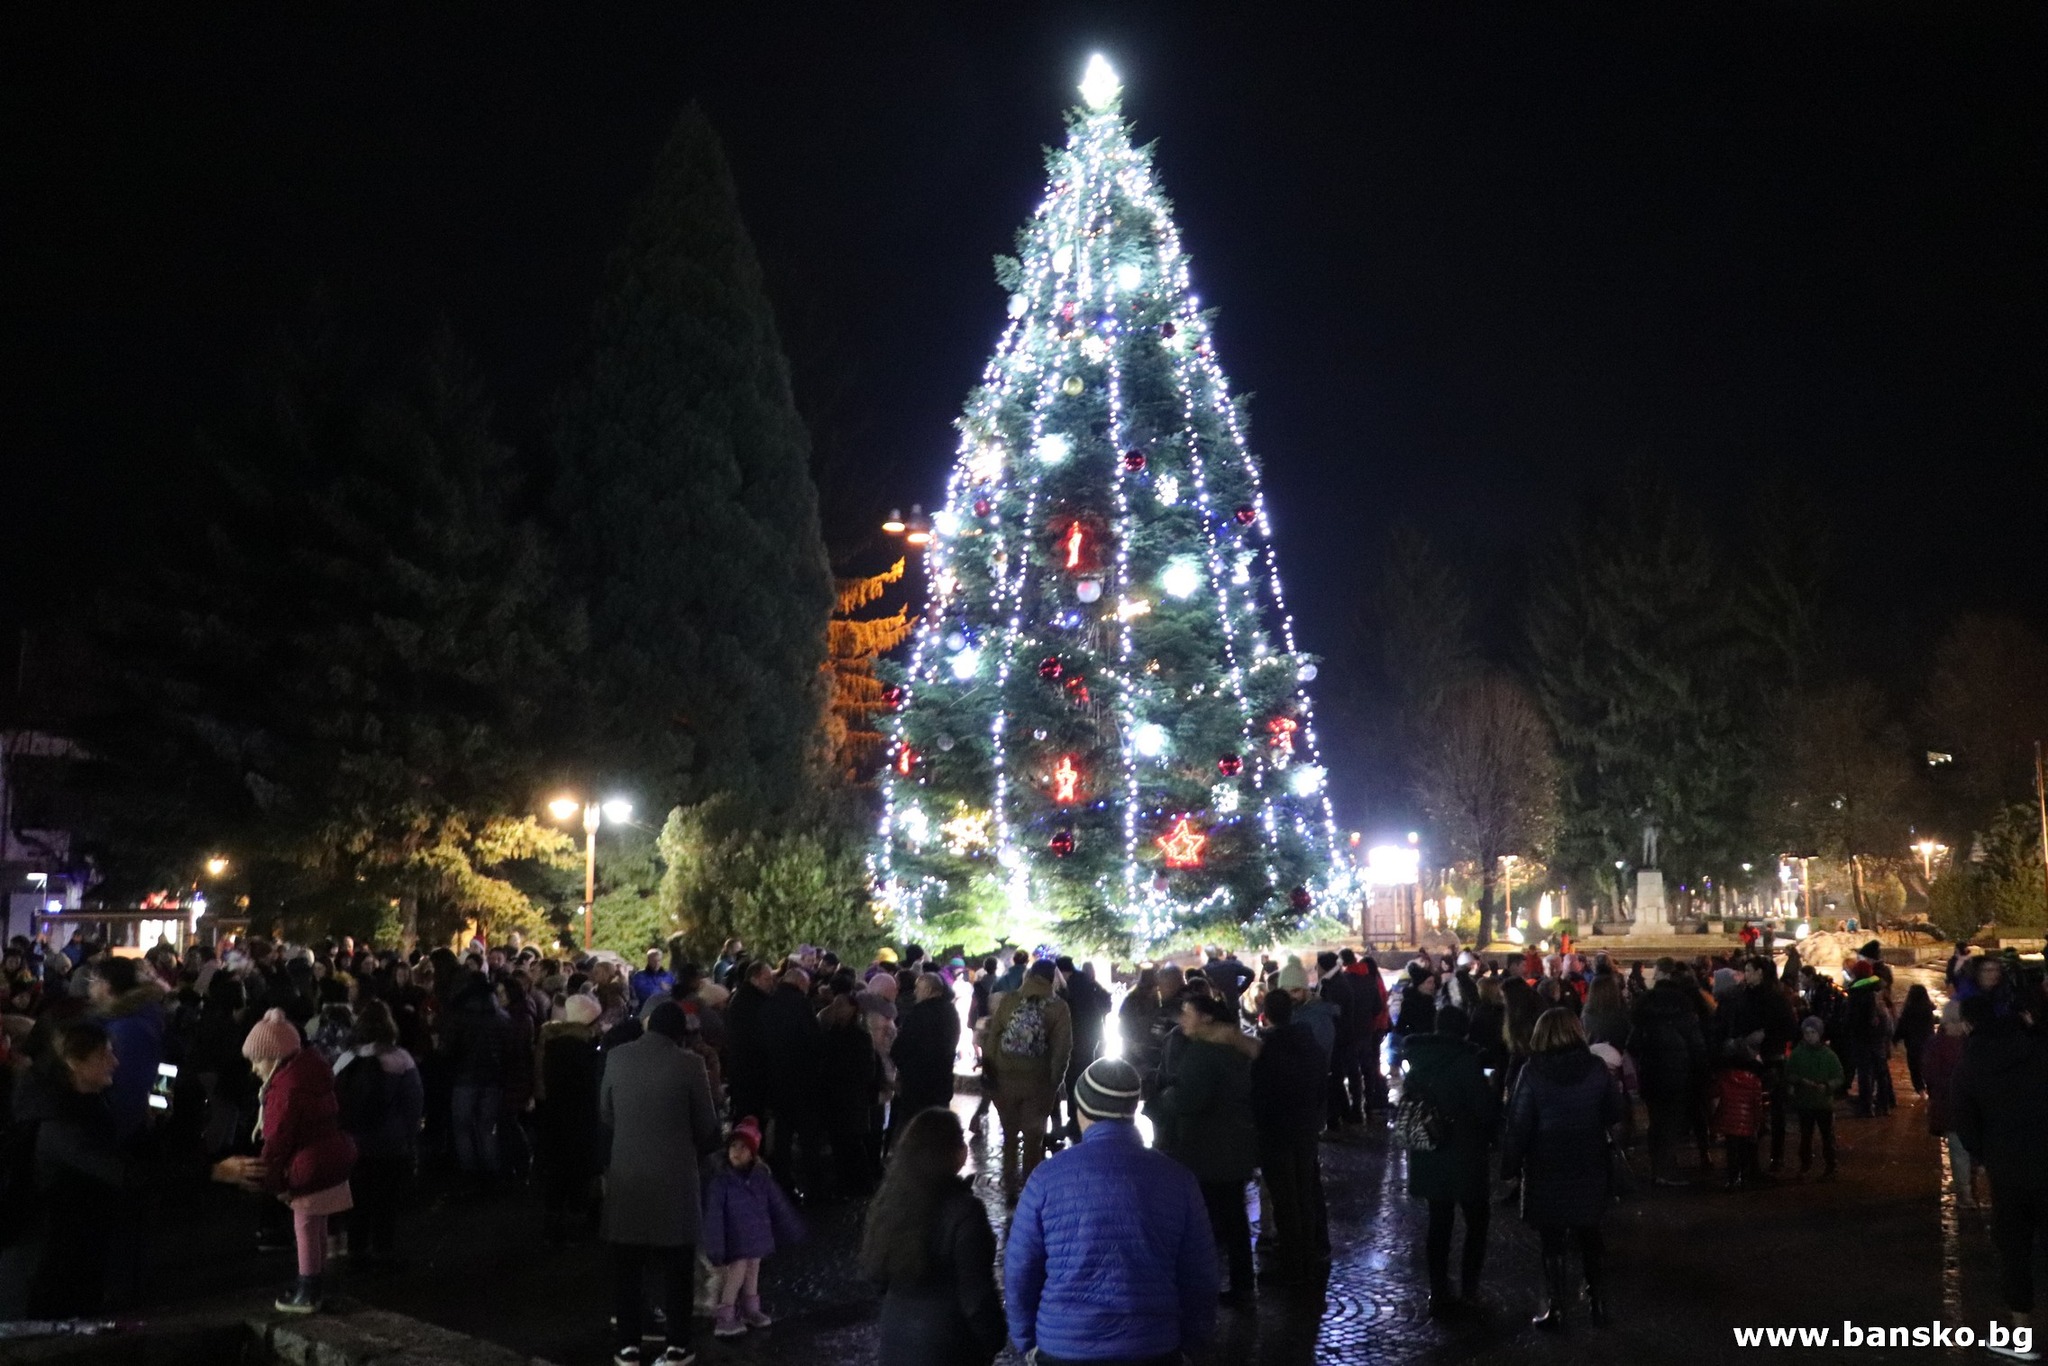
[
  {"left": 873, "top": 56, "right": 1350, "bottom": 953},
  {"left": 1078, "top": 54, "right": 1121, "bottom": 110}
]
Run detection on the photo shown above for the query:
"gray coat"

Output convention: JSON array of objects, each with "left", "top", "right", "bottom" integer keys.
[{"left": 599, "top": 1031, "right": 722, "bottom": 1247}]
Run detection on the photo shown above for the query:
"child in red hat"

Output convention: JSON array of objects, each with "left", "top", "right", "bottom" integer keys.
[{"left": 702, "top": 1117, "right": 805, "bottom": 1337}]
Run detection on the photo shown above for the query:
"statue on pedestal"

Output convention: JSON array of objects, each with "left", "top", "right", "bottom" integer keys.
[{"left": 1640, "top": 817, "right": 1661, "bottom": 870}]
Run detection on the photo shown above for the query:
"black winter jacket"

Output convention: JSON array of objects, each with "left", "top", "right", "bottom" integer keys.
[
  {"left": 1250, "top": 1021, "right": 1326, "bottom": 1140},
  {"left": 439, "top": 985, "right": 512, "bottom": 1087},
  {"left": 892, "top": 996, "right": 961, "bottom": 1110},
  {"left": 1955, "top": 1021, "right": 2048, "bottom": 1192},
  {"left": 1628, "top": 982, "right": 1706, "bottom": 1100},
  {"left": 1502, "top": 1047, "right": 1622, "bottom": 1227},
  {"left": 874, "top": 1181, "right": 1007, "bottom": 1366}
]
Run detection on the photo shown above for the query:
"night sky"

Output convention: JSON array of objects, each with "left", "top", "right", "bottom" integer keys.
[{"left": 5, "top": 2, "right": 2043, "bottom": 828}]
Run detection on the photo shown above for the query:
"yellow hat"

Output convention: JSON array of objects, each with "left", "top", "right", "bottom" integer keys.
[{"left": 876, "top": 947, "right": 899, "bottom": 964}]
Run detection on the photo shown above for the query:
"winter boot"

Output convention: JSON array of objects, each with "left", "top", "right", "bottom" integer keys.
[
  {"left": 739, "top": 1293, "right": 773, "bottom": 1329},
  {"left": 274, "top": 1274, "right": 322, "bottom": 1314},
  {"left": 712, "top": 1305, "right": 745, "bottom": 1338},
  {"left": 1530, "top": 1254, "right": 1571, "bottom": 1332}
]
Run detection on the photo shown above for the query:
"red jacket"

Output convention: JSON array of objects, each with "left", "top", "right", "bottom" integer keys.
[
  {"left": 262, "top": 1048, "right": 358, "bottom": 1197},
  {"left": 1711, "top": 1067, "right": 1764, "bottom": 1139}
]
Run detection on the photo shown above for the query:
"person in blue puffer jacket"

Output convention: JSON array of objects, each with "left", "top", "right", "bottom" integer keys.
[{"left": 1003, "top": 1057, "right": 1218, "bottom": 1366}]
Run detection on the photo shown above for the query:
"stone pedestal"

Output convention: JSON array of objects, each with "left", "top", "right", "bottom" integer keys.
[{"left": 1628, "top": 869, "right": 1670, "bottom": 937}]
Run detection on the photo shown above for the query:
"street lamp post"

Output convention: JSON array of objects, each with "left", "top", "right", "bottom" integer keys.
[
  {"left": 579, "top": 804, "right": 600, "bottom": 947},
  {"left": 549, "top": 795, "right": 632, "bottom": 950},
  {"left": 1912, "top": 837, "right": 1946, "bottom": 882},
  {"left": 1501, "top": 854, "right": 1519, "bottom": 938}
]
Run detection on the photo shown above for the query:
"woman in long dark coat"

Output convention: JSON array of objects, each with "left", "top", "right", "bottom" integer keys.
[
  {"left": 1148, "top": 995, "right": 1260, "bottom": 1300},
  {"left": 890, "top": 973, "right": 961, "bottom": 1143},
  {"left": 859, "top": 1108, "right": 1005, "bottom": 1366},
  {"left": 533, "top": 993, "right": 604, "bottom": 1243},
  {"left": 1402, "top": 1004, "right": 1499, "bottom": 1316},
  {"left": 818, "top": 993, "right": 883, "bottom": 1196},
  {"left": 1501, "top": 1007, "right": 1623, "bottom": 1330}
]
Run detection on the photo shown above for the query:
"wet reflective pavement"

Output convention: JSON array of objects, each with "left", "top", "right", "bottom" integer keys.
[{"left": 134, "top": 1051, "right": 2014, "bottom": 1364}]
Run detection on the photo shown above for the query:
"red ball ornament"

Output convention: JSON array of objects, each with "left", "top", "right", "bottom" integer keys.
[
  {"left": 1061, "top": 301, "right": 1078, "bottom": 321},
  {"left": 1123, "top": 450, "right": 1147, "bottom": 472},
  {"left": 973, "top": 497, "right": 992, "bottom": 518},
  {"left": 1217, "top": 754, "right": 1243, "bottom": 777},
  {"left": 1050, "top": 828, "right": 1076, "bottom": 857},
  {"left": 1038, "top": 656, "right": 1063, "bottom": 681},
  {"left": 1064, "top": 674, "right": 1091, "bottom": 706},
  {"left": 1289, "top": 886, "right": 1313, "bottom": 912},
  {"left": 883, "top": 685, "right": 906, "bottom": 710},
  {"left": 1234, "top": 505, "right": 1257, "bottom": 526}
]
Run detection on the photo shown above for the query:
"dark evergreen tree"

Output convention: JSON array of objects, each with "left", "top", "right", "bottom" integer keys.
[
  {"left": 1527, "top": 478, "right": 1762, "bottom": 905},
  {"left": 87, "top": 330, "right": 575, "bottom": 943},
  {"left": 551, "top": 107, "right": 834, "bottom": 818}
]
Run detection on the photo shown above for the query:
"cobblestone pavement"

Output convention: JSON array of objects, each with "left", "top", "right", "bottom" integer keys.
[{"left": 123, "top": 1047, "right": 2019, "bottom": 1365}]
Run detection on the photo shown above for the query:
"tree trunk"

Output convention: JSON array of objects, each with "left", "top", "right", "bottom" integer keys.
[
  {"left": 399, "top": 895, "right": 419, "bottom": 956},
  {"left": 1478, "top": 846, "right": 1498, "bottom": 947},
  {"left": 1850, "top": 855, "right": 1868, "bottom": 919}
]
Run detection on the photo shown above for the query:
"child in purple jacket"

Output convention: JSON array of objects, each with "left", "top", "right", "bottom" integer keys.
[{"left": 703, "top": 1116, "right": 805, "bottom": 1337}]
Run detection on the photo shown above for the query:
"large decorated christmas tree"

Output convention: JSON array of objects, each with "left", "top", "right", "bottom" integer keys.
[{"left": 874, "top": 57, "right": 1347, "bottom": 953}]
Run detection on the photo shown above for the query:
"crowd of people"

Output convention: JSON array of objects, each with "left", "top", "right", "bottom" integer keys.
[{"left": 1, "top": 926, "right": 2044, "bottom": 1365}]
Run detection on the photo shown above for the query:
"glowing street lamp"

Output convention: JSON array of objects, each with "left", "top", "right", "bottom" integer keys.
[
  {"left": 548, "top": 794, "right": 633, "bottom": 950},
  {"left": 883, "top": 504, "right": 932, "bottom": 548},
  {"left": 204, "top": 855, "right": 230, "bottom": 878},
  {"left": 1912, "top": 837, "right": 1947, "bottom": 881}
]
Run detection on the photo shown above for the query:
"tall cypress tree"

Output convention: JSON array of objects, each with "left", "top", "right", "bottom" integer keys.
[{"left": 553, "top": 108, "right": 834, "bottom": 818}]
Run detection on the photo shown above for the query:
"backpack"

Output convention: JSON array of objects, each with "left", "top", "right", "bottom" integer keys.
[{"left": 999, "top": 997, "right": 1050, "bottom": 1059}]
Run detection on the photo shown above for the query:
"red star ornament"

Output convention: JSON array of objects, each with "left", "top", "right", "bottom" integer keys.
[{"left": 1157, "top": 818, "right": 1208, "bottom": 869}]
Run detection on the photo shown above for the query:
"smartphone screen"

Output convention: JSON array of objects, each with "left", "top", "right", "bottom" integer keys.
[{"left": 149, "top": 1061, "right": 178, "bottom": 1111}]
